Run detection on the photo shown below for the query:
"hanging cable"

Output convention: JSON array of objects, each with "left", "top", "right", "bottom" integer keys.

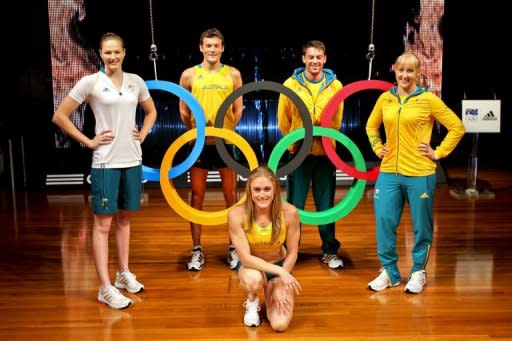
[
  {"left": 366, "top": 0, "right": 376, "bottom": 80},
  {"left": 148, "top": 0, "right": 159, "bottom": 79}
]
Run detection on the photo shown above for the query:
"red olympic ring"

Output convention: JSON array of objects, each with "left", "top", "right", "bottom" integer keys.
[{"left": 319, "top": 80, "right": 393, "bottom": 181}]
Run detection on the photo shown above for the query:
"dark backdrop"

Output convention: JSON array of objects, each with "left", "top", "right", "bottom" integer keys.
[{"left": 7, "top": 0, "right": 508, "bottom": 190}]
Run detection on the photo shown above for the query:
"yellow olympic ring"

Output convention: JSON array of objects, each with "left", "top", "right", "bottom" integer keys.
[{"left": 160, "top": 127, "right": 259, "bottom": 225}]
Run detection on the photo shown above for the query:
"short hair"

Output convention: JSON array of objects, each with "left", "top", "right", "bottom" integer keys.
[
  {"left": 303, "top": 40, "right": 326, "bottom": 55},
  {"left": 199, "top": 28, "right": 224, "bottom": 46}
]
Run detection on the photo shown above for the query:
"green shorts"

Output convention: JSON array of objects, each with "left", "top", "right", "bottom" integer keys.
[
  {"left": 235, "top": 259, "right": 285, "bottom": 282},
  {"left": 91, "top": 165, "right": 142, "bottom": 215}
]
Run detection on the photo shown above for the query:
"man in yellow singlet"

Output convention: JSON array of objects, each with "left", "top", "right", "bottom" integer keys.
[{"left": 179, "top": 28, "right": 243, "bottom": 271}]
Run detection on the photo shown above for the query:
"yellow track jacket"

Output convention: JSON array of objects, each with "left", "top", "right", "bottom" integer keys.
[
  {"left": 278, "top": 67, "right": 343, "bottom": 156},
  {"left": 366, "top": 86, "right": 465, "bottom": 176}
]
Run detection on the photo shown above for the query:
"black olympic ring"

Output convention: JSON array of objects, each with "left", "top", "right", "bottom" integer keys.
[{"left": 214, "top": 81, "right": 313, "bottom": 178}]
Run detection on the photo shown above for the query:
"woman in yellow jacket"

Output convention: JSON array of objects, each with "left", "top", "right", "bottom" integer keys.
[{"left": 366, "top": 52, "right": 465, "bottom": 294}]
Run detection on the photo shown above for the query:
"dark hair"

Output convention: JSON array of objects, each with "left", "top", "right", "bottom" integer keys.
[
  {"left": 99, "top": 32, "right": 125, "bottom": 50},
  {"left": 302, "top": 40, "right": 326, "bottom": 55},
  {"left": 199, "top": 28, "right": 224, "bottom": 46}
]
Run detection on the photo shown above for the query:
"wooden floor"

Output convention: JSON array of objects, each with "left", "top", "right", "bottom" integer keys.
[{"left": 1, "top": 166, "right": 512, "bottom": 340}]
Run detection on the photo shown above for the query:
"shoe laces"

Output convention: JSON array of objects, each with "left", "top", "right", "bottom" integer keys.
[
  {"left": 377, "top": 268, "right": 388, "bottom": 278},
  {"left": 121, "top": 271, "right": 136, "bottom": 281},
  {"left": 410, "top": 270, "right": 426, "bottom": 283},
  {"left": 324, "top": 254, "right": 340, "bottom": 262},
  {"left": 102, "top": 285, "right": 122, "bottom": 301},
  {"left": 228, "top": 248, "right": 237, "bottom": 260},
  {"left": 376, "top": 270, "right": 392, "bottom": 285},
  {"left": 243, "top": 299, "right": 260, "bottom": 312},
  {"left": 191, "top": 249, "right": 204, "bottom": 263}
]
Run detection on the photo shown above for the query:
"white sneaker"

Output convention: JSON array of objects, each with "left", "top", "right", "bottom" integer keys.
[
  {"left": 98, "top": 285, "right": 132, "bottom": 309},
  {"left": 404, "top": 270, "right": 426, "bottom": 294},
  {"left": 321, "top": 254, "right": 344, "bottom": 269},
  {"left": 243, "top": 298, "right": 260, "bottom": 327},
  {"left": 227, "top": 245, "right": 239, "bottom": 269},
  {"left": 368, "top": 269, "right": 400, "bottom": 291},
  {"left": 115, "top": 270, "right": 144, "bottom": 293},
  {"left": 188, "top": 247, "right": 205, "bottom": 271}
]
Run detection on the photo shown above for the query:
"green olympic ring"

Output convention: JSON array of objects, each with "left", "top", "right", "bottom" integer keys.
[{"left": 267, "top": 126, "right": 367, "bottom": 225}]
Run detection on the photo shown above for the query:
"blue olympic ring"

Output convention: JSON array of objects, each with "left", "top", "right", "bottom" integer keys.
[{"left": 142, "top": 80, "right": 206, "bottom": 181}]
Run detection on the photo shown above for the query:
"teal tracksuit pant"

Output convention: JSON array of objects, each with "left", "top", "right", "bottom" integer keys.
[
  {"left": 286, "top": 155, "right": 340, "bottom": 255},
  {"left": 373, "top": 172, "right": 436, "bottom": 283}
]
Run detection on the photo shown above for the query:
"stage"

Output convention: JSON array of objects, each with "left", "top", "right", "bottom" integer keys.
[{"left": 0, "top": 166, "right": 511, "bottom": 340}]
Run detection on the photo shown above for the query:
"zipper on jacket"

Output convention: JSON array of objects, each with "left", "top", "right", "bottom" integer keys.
[{"left": 395, "top": 105, "right": 401, "bottom": 175}]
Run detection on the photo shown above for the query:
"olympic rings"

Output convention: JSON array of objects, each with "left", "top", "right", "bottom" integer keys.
[
  {"left": 142, "top": 80, "right": 206, "bottom": 181},
  {"left": 149, "top": 79, "right": 388, "bottom": 226},
  {"left": 214, "top": 81, "right": 313, "bottom": 178},
  {"left": 320, "top": 80, "right": 393, "bottom": 181},
  {"left": 160, "top": 127, "right": 259, "bottom": 225},
  {"left": 268, "top": 127, "right": 367, "bottom": 225}
]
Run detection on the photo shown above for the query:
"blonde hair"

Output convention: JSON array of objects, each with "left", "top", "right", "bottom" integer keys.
[
  {"left": 393, "top": 52, "right": 422, "bottom": 86},
  {"left": 394, "top": 52, "right": 421, "bottom": 69},
  {"left": 243, "top": 166, "right": 282, "bottom": 242}
]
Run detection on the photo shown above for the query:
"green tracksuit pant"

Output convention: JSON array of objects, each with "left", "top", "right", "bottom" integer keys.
[
  {"left": 286, "top": 155, "right": 340, "bottom": 255},
  {"left": 373, "top": 172, "right": 436, "bottom": 283}
]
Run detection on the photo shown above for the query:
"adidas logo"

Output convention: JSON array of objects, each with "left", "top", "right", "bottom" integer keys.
[
  {"left": 420, "top": 192, "right": 429, "bottom": 200},
  {"left": 482, "top": 110, "right": 497, "bottom": 121},
  {"left": 102, "top": 87, "right": 110, "bottom": 92}
]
